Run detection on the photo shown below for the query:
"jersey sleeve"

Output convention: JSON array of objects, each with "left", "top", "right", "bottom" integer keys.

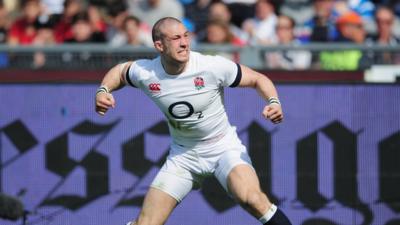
[
  {"left": 211, "top": 55, "right": 242, "bottom": 87},
  {"left": 125, "top": 62, "right": 138, "bottom": 88}
]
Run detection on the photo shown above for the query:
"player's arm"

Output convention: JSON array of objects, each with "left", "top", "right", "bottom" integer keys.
[
  {"left": 238, "top": 64, "right": 283, "bottom": 124},
  {"left": 95, "top": 62, "right": 133, "bottom": 116}
]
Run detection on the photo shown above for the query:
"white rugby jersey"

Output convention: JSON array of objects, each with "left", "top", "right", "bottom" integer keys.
[{"left": 125, "top": 51, "right": 242, "bottom": 148}]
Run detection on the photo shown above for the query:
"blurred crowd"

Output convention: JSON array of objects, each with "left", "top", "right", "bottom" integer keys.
[{"left": 0, "top": 0, "right": 399, "bottom": 70}]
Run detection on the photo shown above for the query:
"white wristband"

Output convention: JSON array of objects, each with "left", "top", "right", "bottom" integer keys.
[
  {"left": 96, "top": 86, "right": 110, "bottom": 95},
  {"left": 258, "top": 204, "right": 278, "bottom": 223},
  {"left": 268, "top": 97, "right": 280, "bottom": 105}
]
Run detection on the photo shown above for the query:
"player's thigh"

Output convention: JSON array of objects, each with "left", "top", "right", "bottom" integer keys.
[
  {"left": 137, "top": 171, "right": 195, "bottom": 225},
  {"left": 227, "top": 164, "right": 263, "bottom": 199},
  {"left": 150, "top": 170, "right": 195, "bottom": 202},
  {"left": 138, "top": 187, "right": 177, "bottom": 225},
  {"left": 227, "top": 165, "right": 273, "bottom": 218},
  {"left": 214, "top": 149, "right": 253, "bottom": 192},
  {"left": 214, "top": 149, "right": 266, "bottom": 200}
]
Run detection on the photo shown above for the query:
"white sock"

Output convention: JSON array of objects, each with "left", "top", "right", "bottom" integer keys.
[{"left": 258, "top": 204, "right": 278, "bottom": 224}]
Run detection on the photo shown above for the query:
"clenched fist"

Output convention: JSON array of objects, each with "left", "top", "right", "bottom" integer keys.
[
  {"left": 262, "top": 103, "right": 283, "bottom": 124},
  {"left": 95, "top": 92, "right": 115, "bottom": 116}
]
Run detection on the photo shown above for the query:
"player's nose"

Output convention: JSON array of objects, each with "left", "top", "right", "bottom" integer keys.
[{"left": 180, "top": 37, "right": 189, "bottom": 47}]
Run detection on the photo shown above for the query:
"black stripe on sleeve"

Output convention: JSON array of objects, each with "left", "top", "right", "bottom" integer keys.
[
  {"left": 229, "top": 63, "right": 242, "bottom": 87},
  {"left": 125, "top": 64, "right": 136, "bottom": 88}
]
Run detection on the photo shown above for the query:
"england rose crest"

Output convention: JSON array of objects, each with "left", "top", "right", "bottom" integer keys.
[{"left": 194, "top": 77, "right": 205, "bottom": 90}]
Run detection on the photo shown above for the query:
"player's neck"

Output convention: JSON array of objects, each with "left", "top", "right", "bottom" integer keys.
[{"left": 161, "top": 56, "right": 187, "bottom": 75}]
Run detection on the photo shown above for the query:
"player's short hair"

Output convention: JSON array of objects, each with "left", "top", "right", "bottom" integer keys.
[{"left": 152, "top": 17, "right": 182, "bottom": 42}]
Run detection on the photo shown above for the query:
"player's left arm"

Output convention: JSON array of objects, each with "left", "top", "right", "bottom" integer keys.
[{"left": 238, "top": 64, "right": 283, "bottom": 124}]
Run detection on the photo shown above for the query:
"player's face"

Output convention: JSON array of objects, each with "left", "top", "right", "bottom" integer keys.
[{"left": 159, "top": 22, "right": 190, "bottom": 64}]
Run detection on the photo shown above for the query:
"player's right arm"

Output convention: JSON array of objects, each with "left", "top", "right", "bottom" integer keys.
[{"left": 95, "top": 62, "right": 133, "bottom": 116}]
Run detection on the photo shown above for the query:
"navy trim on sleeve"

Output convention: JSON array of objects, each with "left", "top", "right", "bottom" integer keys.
[
  {"left": 229, "top": 63, "right": 242, "bottom": 87},
  {"left": 125, "top": 64, "right": 136, "bottom": 88}
]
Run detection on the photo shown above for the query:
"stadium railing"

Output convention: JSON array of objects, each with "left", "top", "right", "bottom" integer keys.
[{"left": 0, "top": 43, "right": 399, "bottom": 83}]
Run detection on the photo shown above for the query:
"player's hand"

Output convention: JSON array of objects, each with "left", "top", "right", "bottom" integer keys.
[
  {"left": 95, "top": 92, "right": 115, "bottom": 116},
  {"left": 262, "top": 103, "right": 283, "bottom": 124}
]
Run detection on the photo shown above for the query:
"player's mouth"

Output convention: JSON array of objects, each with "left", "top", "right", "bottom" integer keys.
[{"left": 177, "top": 49, "right": 188, "bottom": 56}]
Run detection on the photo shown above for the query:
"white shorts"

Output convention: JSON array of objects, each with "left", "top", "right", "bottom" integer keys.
[{"left": 150, "top": 128, "right": 253, "bottom": 202}]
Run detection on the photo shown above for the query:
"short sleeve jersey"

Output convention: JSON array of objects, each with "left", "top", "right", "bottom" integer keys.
[{"left": 126, "top": 51, "right": 242, "bottom": 147}]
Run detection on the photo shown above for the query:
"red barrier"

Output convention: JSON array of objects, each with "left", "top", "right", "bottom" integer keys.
[{"left": 0, "top": 69, "right": 364, "bottom": 83}]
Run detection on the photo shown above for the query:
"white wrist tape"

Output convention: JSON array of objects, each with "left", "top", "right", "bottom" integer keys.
[
  {"left": 96, "top": 85, "right": 110, "bottom": 95},
  {"left": 268, "top": 97, "right": 281, "bottom": 105},
  {"left": 258, "top": 204, "right": 278, "bottom": 223}
]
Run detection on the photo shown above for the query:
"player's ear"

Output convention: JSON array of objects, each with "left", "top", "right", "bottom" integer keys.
[{"left": 154, "top": 40, "right": 164, "bottom": 52}]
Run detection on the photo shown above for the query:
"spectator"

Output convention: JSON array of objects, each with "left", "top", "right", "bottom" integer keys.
[
  {"left": 334, "top": 0, "right": 375, "bottom": 33},
  {"left": 7, "top": 0, "right": 42, "bottom": 45},
  {"left": 127, "top": 0, "right": 184, "bottom": 27},
  {"left": 0, "top": 1, "right": 8, "bottom": 67},
  {"left": 369, "top": 6, "right": 399, "bottom": 45},
  {"left": 2, "top": 0, "right": 18, "bottom": 13},
  {"left": 335, "top": 0, "right": 375, "bottom": 20},
  {"left": 242, "top": 0, "right": 277, "bottom": 45},
  {"left": 336, "top": 11, "right": 366, "bottom": 43},
  {"left": 202, "top": 19, "right": 245, "bottom": 46},
  {"left": 53, "top": 0, "right": 84, "bottom": 43},
  {"left": 201, "top": 19, "right": 245, "bottom": 61},
  {"left": 280, "top": 0, "right": 313, "bottom": 25},
  {"left": 57, "top": 3, "right": 106, "bottom": 44},
  {"left": 303, "top": 0, "right": 339, "bottom": 43},
  {"left": 0, "top": 0, "right": 9, "bottom": 43},
  {"left": 64, "top": 12, "right": 106, "bottom": 43},
  {"left": 106, "top": 2, "right": 129, "bottom": 46},
  {"left": 371, "top": 1, "right": 400, "bottom": 17},
  {"left": 106, "top": 2, "right": 153, "bottom": 47},
  {"left": 60, "top": 11, "right": 106, "bottom": 69},
  {"left": 87, "top": 4, "right": 107, "bottom": 34},
  {"left": 366, "top": 5, "right": 400, "bottom": 64},
  {"left": 319, "top": 12, "right": 373, "bottom": 70},
  {"left": 33, "top": 18, "right": 55, "bottom": 45},
  {"left": 208, "top": 1, "right": 247, "bottom": 42},
  {"left": 265, "top": 15, "right": 311, "bottom": 70},
  {"left": 31, "top": 18, "right": 55, "bottom": 68},
  {"left": 41, "top": 0, "right": 64, "bottom": 16},
  {"left": 184, "top": 0, "right": 211, "bottom": 34},
  {"left": 122, "top": 15, "right": 152, "bottom": 46},
  {"left": 222, "top": 0, "right": 256, "bottom": 27}
]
